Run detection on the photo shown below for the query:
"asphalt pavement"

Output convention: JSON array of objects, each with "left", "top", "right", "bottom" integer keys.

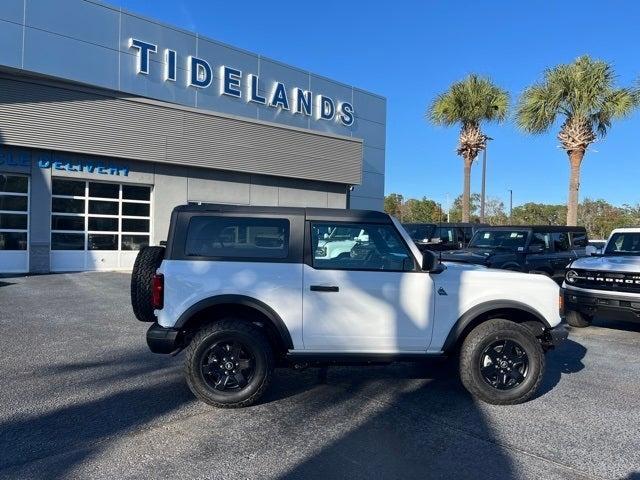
[{"left": 0, "top": 272, "right": 639, "bottom": 479}]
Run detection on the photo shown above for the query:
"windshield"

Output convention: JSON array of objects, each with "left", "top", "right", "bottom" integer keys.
[
  {"left": 403, "top": 224, "right": 436, "bottom": 242},
  {"left": 469, "top": 230, "right": 528, "bottom": 250},
  {"left": 604, "top": 232, "right": 640, "bottom": 256}
]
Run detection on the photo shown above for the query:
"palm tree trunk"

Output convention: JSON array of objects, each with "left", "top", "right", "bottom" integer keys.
[
  {"left": 566, "top": 149, "right": 584, "bottom": 226},
  {"left": 462, "top": 156, "right": 472, "bottom": 222}
]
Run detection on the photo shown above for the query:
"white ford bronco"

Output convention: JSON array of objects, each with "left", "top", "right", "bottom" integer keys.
[
  {"left": 131, "top": 204, "right": 567, "bottom": 408},
  {"left": 563, "top": 228, "right": 640, "bottom": 327}
]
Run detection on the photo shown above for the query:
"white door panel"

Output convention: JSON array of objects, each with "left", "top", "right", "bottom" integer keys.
[
  {"left": 0, "top": 251, "right": 28, "bottom": 273},
  {"left": 86, "top": 251, "right": 120, "bottom": 270},
  {"left": 303, "top": 265, "right": 434, "bottom": 351}
]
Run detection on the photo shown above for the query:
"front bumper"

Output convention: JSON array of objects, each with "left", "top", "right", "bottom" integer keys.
[
  {"left": 563, "top": 287, "right": 640, "bottom": 323},
  {"left": 547, "top": 324, "right": 568, "bottom": 347},
  {"left": 146, "top": 322, "right": 180, "bottom": 354},
  {"left": 541, "top": 324, "right": 568, "bottom": 350}
]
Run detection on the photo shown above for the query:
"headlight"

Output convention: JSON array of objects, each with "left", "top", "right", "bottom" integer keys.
[{"left": 565, "top": 270, "right": 579, "bottom": 283}]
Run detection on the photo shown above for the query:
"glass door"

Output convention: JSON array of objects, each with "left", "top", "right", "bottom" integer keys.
[{"left": 50, "top": 178, "right": 152, "bottom": 271}]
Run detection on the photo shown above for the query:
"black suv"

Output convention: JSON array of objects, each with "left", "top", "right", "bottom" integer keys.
[
  {"left": 441, "top": 225, "right": 588, "bottom": 282},
  {"left": 403, "top": 222, "right": 488, "bottom": 252}
]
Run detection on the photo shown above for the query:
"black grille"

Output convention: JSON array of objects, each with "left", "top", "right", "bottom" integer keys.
[{"left": 569, "top": 269, "right": 640, "bottom": 294}]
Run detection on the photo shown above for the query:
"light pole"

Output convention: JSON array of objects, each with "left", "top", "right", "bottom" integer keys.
[
  {"left": 508, "top": 189, "right": 513, "bottom": 221},
  {"left": 480, "top": 136, "right": 493, "bottom": 223},
  {"left": 445, "top": 192, "right": 450, "bottom": 222}
]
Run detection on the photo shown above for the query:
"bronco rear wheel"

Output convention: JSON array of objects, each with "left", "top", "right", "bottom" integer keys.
[
  {"left": 184, "top": 319, "right": 274, "bottom": 408},
  {"left": 459, "top": 319, "right": 545, "bottom": 405}
]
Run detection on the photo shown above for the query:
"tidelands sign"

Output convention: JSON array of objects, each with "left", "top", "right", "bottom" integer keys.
[{"left": 129, "top": 38, "right": 356, "bottom": 127}]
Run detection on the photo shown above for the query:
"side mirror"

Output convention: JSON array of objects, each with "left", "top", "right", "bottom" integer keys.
[{"left": 421, "top": 251, "right": 438, "bottom": 272}]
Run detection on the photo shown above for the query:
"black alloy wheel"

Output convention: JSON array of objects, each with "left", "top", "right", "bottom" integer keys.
[
  {"left": 459, "top": 318, "right": 545, "bottom": 405},
  {"left": 185, "top": 319, "right": 274, "bottom": 408},
  {"left": 201, "top": 340, "right": 255, "bottom": 392},
  {"left": 479, "top": 339, "right": 529, "bottom": 390}
]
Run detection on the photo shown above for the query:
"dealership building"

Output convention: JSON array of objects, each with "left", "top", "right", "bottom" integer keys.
[{"left": 0, "top": 0, "right": 386, "bottom": 274}]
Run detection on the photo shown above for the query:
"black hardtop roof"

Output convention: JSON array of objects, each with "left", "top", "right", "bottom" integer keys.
[
  {"left": 172, "top": 204, "right": 393, "bottom": 223},
  {"left": 473, "top": 225, "right": 587, "bottom": 233},
  {"left": 403, "top": 222, "right": 489, "bottom": 228}
]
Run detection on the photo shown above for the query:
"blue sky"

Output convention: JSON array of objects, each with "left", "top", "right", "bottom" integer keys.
[{"left": 116, "top": 0, "right": 640, "bottom": 209}]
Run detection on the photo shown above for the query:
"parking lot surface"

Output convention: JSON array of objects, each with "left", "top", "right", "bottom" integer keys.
[{"left": 1, "top": 272, "right": 639, "bottom": 480}]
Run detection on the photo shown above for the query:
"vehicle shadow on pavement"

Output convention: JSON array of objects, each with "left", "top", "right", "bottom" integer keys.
[
  {"left": 536, "top": 338, "right": 586, "bottom": 398},
  {"left": 263, "top": 341, "right": 588, "bottom": 479},
  {"left": 269, "top": 361, "right": 518, "bottom": 480},
  {"left": 0, "top": 351, "right": 193, "bottom": 479}
]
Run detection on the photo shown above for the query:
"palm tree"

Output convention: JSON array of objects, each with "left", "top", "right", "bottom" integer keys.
[
  {"left": 516, "top": 56, "right": 637, "bottom": 225},
  {"left": 429, "top": 75, "right": 509, "bottom": 222}
]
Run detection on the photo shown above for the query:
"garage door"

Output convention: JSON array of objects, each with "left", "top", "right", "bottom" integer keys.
[
  {"left": 50, "top": 179, "right": 152, "bottom": 271},
  {"left": 0, "top": 174, "right": 29, "bottom": 273}
]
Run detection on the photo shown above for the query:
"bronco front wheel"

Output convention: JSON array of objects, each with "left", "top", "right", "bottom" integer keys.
[{"left": 459, "top": 319, "right": 545, "bottom": 405}]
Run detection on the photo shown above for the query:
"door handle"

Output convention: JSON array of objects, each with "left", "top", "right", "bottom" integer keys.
[{"left": 310, "top": 285, "right": 339, "bottom": 292}]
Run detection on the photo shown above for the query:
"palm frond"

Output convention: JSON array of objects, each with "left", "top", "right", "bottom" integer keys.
[
  {"left": 428, "top": 74, "right": 509, "bottom": 127},
  {"left": 516, "top": 83, "right": 560, "bottom": 133},
  {"left": 517, "top": 55, "right": 638, "bottom": 141}
]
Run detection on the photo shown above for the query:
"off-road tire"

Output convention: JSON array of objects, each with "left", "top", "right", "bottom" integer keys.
[
  {"left": 185, "top": 319, "right": 274, "bottom": 408},
  {"left": 459, "top": 319, "right": 545, "bottom": 405},
  {"left": 566, "top": 310, "right": 592, "bottom": 328},
  {"left": 131, "top": 246, "right": 165, "bottom": 322}
]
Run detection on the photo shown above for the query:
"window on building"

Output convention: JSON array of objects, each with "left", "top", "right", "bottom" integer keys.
[
  {"left": 50, "top": 179, "right": 152, "bottom": 251},
  {"left": 0, "top": 174, "right": 28, "bottom": 251}
]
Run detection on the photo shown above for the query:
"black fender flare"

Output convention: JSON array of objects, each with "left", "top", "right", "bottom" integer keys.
[
  {"left": 175, "top": 294, "right": 294, "bottom": 350},
  {"left": 442, "top": 300, "right": 551, "bottom": 352}
]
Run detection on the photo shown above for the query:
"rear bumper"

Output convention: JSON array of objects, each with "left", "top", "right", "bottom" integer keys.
[
  {"left": 563, "top": 287, "right": 640, "bottom": 323},
  {"left": 146, "top": 322, "right": 180, "bottom": 354}
]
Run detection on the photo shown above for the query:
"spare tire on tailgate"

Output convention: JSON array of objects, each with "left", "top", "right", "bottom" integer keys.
[{"left": 131, "top": 246, "right": 165, "bottom": 322}]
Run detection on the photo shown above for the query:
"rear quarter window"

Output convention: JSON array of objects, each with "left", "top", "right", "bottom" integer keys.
[{"left": 185, "top": 216, "right": 290, "bottom": 259}]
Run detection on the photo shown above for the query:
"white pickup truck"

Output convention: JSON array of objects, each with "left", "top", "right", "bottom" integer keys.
[{"left": 131, "top": 205, "right": 567, "bottom": 408}]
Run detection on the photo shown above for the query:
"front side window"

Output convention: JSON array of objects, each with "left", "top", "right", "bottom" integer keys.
[
  {"left": 185, "top": 216, "right": 289, "bottom": 259},
  {"left": 436, "top": 227, "right": 455, "bottom": 243},
  {"left": 469, "top": 230, "right": 528, "bottom": 251},
  {"left": 604, "top": 232, "right": 640, "bottom": 256},
  {"left": 403, "top": 224, "right": 436, "bottom": 242},
  {"left": 571, "top": 232, "right": 588, "bottom": 248},
  {"left": 529, "top": 232, "right": 551, "bottom": 252},
  {"left": 551, "top": 232, "right": 571, "bottom": 252},
  {"left": 312, "top": 222, "right": 413, "bottom": 271}
]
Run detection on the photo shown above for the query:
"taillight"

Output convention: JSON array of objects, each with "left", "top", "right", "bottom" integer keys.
[{"left": 152, "top": 274, "right": 164, "bottom": 310}]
